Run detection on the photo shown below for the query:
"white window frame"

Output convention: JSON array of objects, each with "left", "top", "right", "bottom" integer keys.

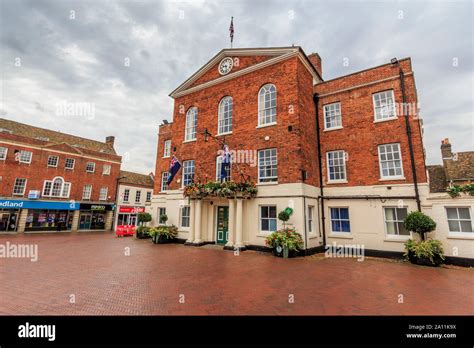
[
  {"left": 82, "top": 185, "right": 92, "bottom": 200},
  {"left": 47, "top": 155, "right": 59, "bottom": 167},
  {"left": 65, "top": 158, "right": 75, "bottom": 169},
  {"left": 146, "top": 191, "right": 152, "bottom": 202},
  {"left": 161, "top": 172, "right": 169, "bottom": 191},
  {"left": 259, "top": 205, "right": 278, "bottom": 234},
  {"left": 135, "top": 190, "right": 141, "bottom": 204},
  {"left": 323, "top": 102, "right": 342, "bottom": 130},
  {"left": 258, "top": 148, "right": 278, "bottom": 183},
  {"left": 18, "top": 150, "right": 32, "bottom": 164},
  {"left": 0, "top": 147, "right": 7, "bottom": 160},
  {"left": 218, "top": 96, "right": 233, "bottom": 135},
  {"left": 42, "top": 176, "right": 71, "bottom": 198},
  {"left": 181, "top": 205, "right": 191, "bottom": 228},
  {"left": 307, "top": 205, "right": 315, "bottom": 234},
  {"left": 258, "top": 84, "right": 277, "bottom": 127},
  {"left": 182, "top": 160, "right": 195, "bottom": 187},
  {"left": 384, "top": 207, "right": 410, "bottom": 238},
  {"left": 373, "top": 90, "right": 396, "bottom": 121},
  {"left": 446, "top": 207, "right": 473, "bottom": 236},
  {"left": 102, "top": 165, "right": 111, "bottom": 175},
  {"left": 378, "top": 143, "right": 404, "bottom": 180},
  {"left": 123, "top": 189, "right": 130, "bottom": 202},
  {"left": 163, "top": 140, "right": 171, "bottom": 158},
  {"left": 327, "top": 150, "right": 347, "bottom": 183},
  {"left": 329, "top": 207, "right": 351, "bottom": 234},
  {"left": 185, "top": 107, "right": 198, "bottom": 142},
  {"left": 13, "top": 178, "right": 27, "bottom": 196},
  {"left": 216, "top": 155, "right": 231, "bottom": 182},
  {"left": 99, "top": 187, "right": 108, "bottom": 201},
  {"left": 86, "top": 162, "right": 96, "bottom": 173}
]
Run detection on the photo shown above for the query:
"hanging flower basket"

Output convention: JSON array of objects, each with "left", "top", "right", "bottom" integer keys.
[{"left": 183, "top": 180, "right": 257, "bottom": 199}]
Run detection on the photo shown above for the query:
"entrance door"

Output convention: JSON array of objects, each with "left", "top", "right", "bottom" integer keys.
[
  {"left": 0, "top": 213, "right": 9, "bottom": 231},
  {"left": 79, "top": 213, "right": 92, "bottom": 230},
  {"left": 216, "top": 206, "right": 229, "bottom": 245},
  {"left": 129, "top": 215, "right": 137, "bottom": 226}
]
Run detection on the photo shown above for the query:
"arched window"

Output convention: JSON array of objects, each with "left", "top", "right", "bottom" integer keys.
[
  {"left": 218, "top": 96, "right": 233, "bottom": 135},
  {"left": 42, "top": 176, "right": 71, "bottom": 198},
  {"left": 185, "top": 107, "right": 198, "bottom": 141},
  {"left": 258, "top": 84, "right": 277, "bottom": 126}
]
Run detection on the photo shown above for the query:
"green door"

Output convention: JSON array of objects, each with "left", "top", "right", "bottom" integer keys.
[{"left": 216, "top": 206, "right": 229, "bottom": 244}]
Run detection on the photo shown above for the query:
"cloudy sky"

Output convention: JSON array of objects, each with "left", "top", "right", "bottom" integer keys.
[{"left": 0, "top": 0, "right": 472, "bottom": 173}]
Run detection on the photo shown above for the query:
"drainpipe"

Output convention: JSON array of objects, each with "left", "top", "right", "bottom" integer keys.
[
  {"left": 313, "top": 93, "right": 326, "bottom": 248},
  {"left": 398, "top": 66, "right": 421, "bottom": 212}
]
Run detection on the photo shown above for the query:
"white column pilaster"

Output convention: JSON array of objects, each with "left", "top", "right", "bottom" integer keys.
[
  {"left": 194, "top": 199, "right": 203, "bottom": 244},
  {"left": 186, "top": 200, "right": 195, "bottom": 244},
  {"left": 225, "top": 199, "right": 235, "bottom": 248},
  {"left": 235, "top": 198, "right": 244, "bottom": 249},
  {"left": 207, "top": 202, "right": 214, "bottom": 242}
]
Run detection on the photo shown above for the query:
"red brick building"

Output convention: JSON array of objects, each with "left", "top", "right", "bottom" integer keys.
[
  {"left": 150, "top": 46, "right": 442, "bottom": 257},
  {"left": 0, "top": 118, "right": 121, "bottom": 232}
]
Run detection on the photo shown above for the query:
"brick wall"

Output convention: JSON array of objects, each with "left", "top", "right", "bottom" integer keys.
[{"left": 0, "top": 137, "right": 121, "bottom": 202}]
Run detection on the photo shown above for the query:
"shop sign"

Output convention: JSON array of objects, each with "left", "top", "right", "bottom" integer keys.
[
  {"left": 119, "top": 206, "right": 145, "bottom": 213},
  {"left": 0, "top": 199, "right": 79, "bottom": 210}
]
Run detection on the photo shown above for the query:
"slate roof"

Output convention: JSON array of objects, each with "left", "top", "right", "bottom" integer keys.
[{"left": 0, "top": 118, "right": 116, "bottom": 155}]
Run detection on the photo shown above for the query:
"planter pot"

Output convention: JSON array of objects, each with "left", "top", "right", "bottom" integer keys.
[
  {"left": 136, "top": 232, "right": 151, "bottom": 239},
  {"left": 152, "top": 234, "right": 176, "bottom": 244},
  {"left": 407, "top": 251, "right": 443, "bottom": 267},
  {"left": 272, "top": 245, "right": 298, "bottom": 258}
]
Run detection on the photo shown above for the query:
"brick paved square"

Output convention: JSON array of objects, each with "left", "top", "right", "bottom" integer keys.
[{"left": 0, "top": 233, "right": 472, "bottom": 315}]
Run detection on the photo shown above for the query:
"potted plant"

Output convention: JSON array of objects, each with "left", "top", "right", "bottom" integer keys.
[
  {"left": 160, "top": 213, "right": 168, "bottom": 225},
  {"left": 136, "top": 225, "right": 151, "bottom": 239},
  {"left": 265, "top": 227, "right": 304, "bottom": 258},
  {"left": 149, "top": 225, "right": 178, "bottom": 244},
  {"left": 403, "top": 211, "right": 444, "bottom": 266},
  {"left": 137, "top": 212, "right": 152, "bottom": 226}
]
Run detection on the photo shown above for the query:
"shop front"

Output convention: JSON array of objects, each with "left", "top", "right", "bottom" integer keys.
[
  {"left": 116, "top": 206, "right": 145, "bottom": 226},
  {"left": 0, "top": 199, "right": 80, "bottom": 233},
  {"left": 78, "top": 204, "right": 114, "bottom": 230}
]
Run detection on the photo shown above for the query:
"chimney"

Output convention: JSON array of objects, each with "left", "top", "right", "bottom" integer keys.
[
  {"left": 105, "top": 136, "right": 115, "bottom": 147},
  {"left": 441, "top": 138, "right": 452, "bottom": 159},
  {"left": 307, "top": 53, "right": 322, "bottom": 77}
]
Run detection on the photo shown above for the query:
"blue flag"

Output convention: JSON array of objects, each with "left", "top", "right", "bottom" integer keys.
[
  {"left": 167, "top": 156, "right": 181, "bottom": 185},
  {"left": 220, "top": 145, "right": 231, "bottom": 181}
]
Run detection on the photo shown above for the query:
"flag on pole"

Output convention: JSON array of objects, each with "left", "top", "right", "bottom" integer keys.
[
  {"left": 167, "top": 155, "right": 181, "bottom": 185},
  {"left": 229, "top": 17, "right": 234, "bottom": 47},
  {"left": 220, "top": 144, "right": 231, "bottom": 181}
]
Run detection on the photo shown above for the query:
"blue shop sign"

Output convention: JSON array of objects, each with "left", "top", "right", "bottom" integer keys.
[{"left": 0, "top": 199, "right": 79, "bottom": 210}]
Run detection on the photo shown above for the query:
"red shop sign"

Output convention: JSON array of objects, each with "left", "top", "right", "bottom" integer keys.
[{"left": 119, "top": 206, "right": 145, "bottom": 213}]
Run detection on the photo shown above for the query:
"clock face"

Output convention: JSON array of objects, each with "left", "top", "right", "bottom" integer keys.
[{"left": 218, "top": 57, "right": 234, "bottom": 75}]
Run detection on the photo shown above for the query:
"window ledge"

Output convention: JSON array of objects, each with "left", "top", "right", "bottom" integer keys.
[
  {"left": 384, "top": 237, "right": 410, "bottom": 243},
  {"left": 256, "top": 122, "right": 277, "bottom": 129},
  {"left": 379, "top": 177, "right": 406, "bottom": 181},
  {"left": 374, "top": 117, "right": 398, "bottom": 123},
  {"left": 256, "top": 233, "right": 270, "bottom": 238},
  {"left": 217, "top": 131, "right": 233, "bottom": 137},
  {"left": 447, "top": 234, "right": 474, "bottom": 241},
  {"left": 256, "top": 181, "right": 278, "bottom": 186},
  {"left": 323, "top": 126, "right": 343, "bottom": 132},
  {"left": 328, "top": 233, "right": 353, "bottom": 239},
  {"left": 327, "top": 180, "right": 348, "bottom": 184},
  {"left": 162, "top": 156, "right": 171, "bottom": 159},
  {"left": 183, "top": 139, "right": 197, "bottom": 144}
]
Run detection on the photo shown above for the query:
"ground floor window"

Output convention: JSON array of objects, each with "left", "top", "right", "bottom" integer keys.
[
  {"left": 330, "top": 207, "right": 351, "bottom": 233},
  {"left": 446, "top": 207, "right": 473, "bottom": 233},
  {"left": 117, "top": 213, "right": 138, "bottom": 226},
  {"left": 260, "top": 205, "right": 277, "bottom": 232},
  {"left": 384, "top": 207, "right": 409, "bottom": 236},
  {"left": 181, "top": 206, "right": 190, "bottom": 228},
  {"left": 25, "top": 210, "right": 72, "bottom": 231},
  {"left": 158, "top": 207, "right": 167, "bottom": 224},
  {"left": 0, "top": 209, "right": 19, "bottom": 232},
  {"left": 307, "top": 205, "right": 314, "bottom": 233},
  {"left": 79, "top": 211, "right": 105, "bottom": 230}
]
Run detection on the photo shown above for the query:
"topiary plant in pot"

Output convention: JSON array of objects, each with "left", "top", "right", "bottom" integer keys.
[{"left": 403, "top": 211, "right": 444, "bottom": 266}]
